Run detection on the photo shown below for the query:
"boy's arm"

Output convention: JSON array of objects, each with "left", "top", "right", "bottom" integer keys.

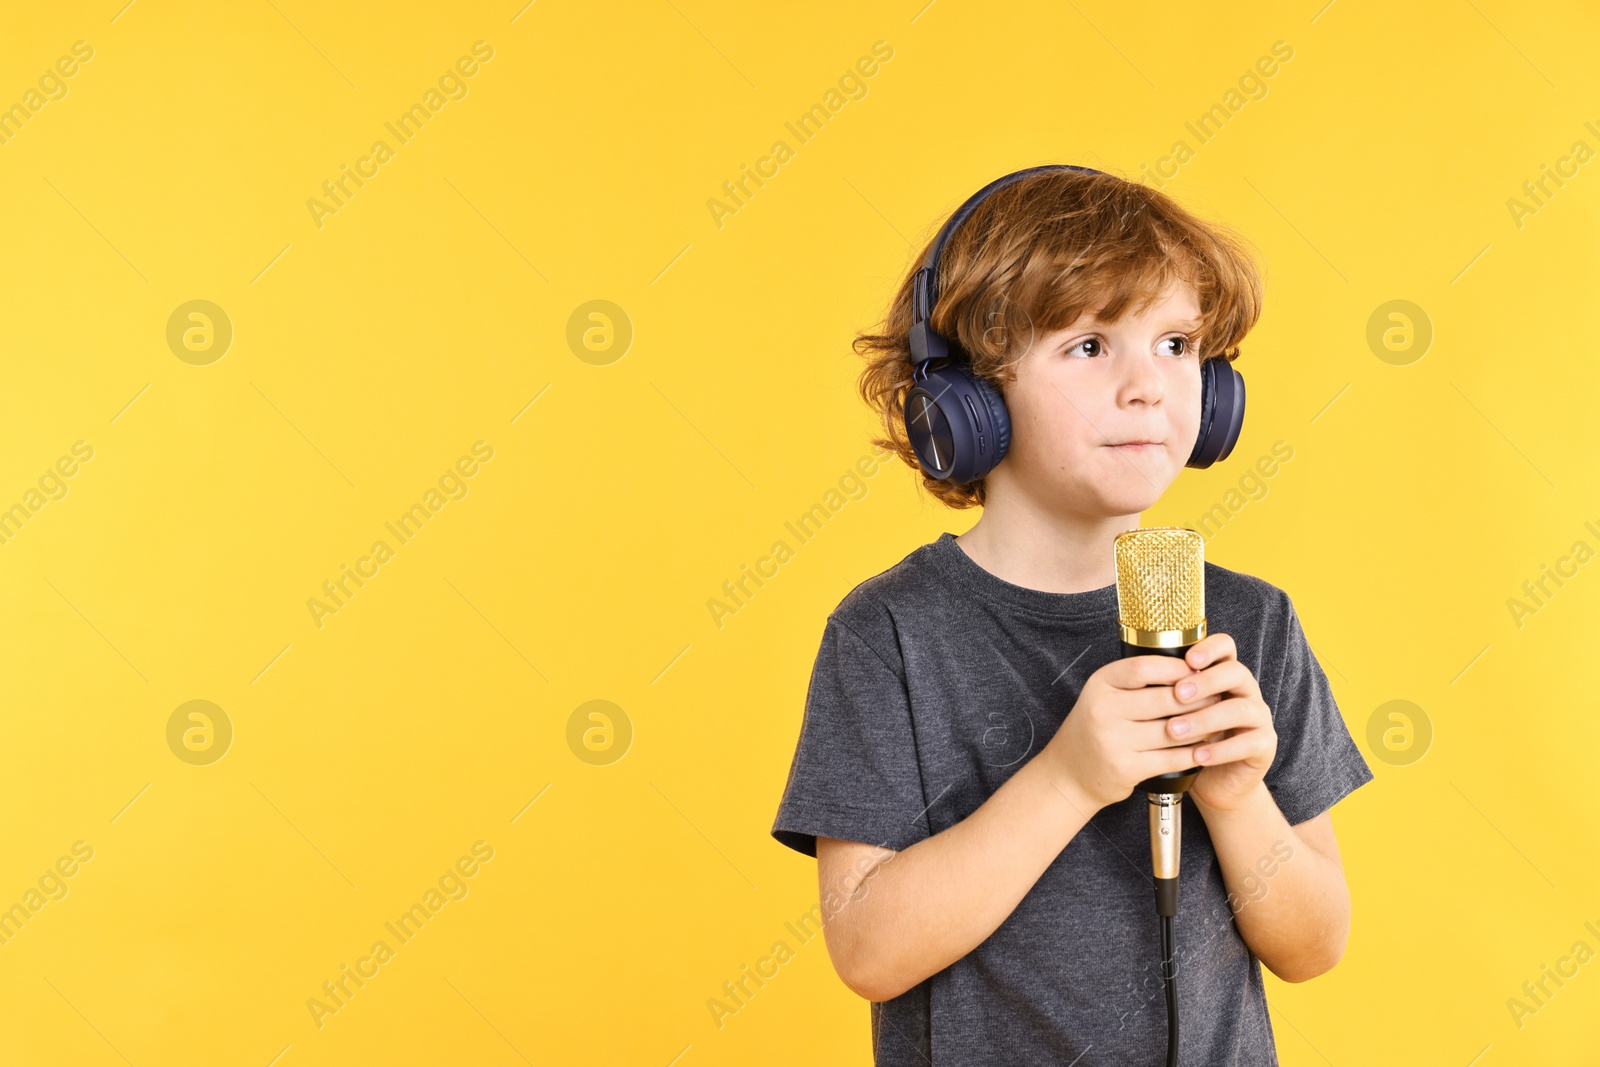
[
  {"left": 815, "top": 751, "right": 1102, "bottom": 1003},
  {"left": 1190, "top": 788, "right": 1351, "bottom": 983},
  {"left": 1158, "top": 618, "right": 1365, "bottom": 984},
  {"left": 810, "top": 650, "right": 1224, "bottom": 1003}
]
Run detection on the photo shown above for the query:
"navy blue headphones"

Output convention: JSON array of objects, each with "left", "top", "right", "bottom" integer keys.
[{"left": 903, "top": 164, "right": 1246, "bottom": 484}]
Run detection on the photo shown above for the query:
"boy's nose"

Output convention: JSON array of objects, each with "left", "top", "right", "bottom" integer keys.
[{"left": 1116, "top": 353, "right": 1166, "bottom": 406}]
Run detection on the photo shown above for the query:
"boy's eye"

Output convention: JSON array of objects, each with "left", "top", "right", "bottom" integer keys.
[{"left": 1064, "top": 336, "right": 1192, "bottom": 358}]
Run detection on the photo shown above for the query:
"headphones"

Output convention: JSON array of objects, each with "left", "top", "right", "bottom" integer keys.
[{"left": 903, "top": 164, "right": 1246, "bottom": 484}]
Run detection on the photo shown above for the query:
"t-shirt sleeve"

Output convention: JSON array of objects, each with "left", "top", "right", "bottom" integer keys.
[
  {"left": 770, "top": 611, "right": 933, "bottom": 859},
  {"left": 1260, "top": 592, "right": 1375, "bottom": 827}
]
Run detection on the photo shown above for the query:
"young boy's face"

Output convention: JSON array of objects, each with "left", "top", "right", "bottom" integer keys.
[{"left": 998, "top": 279, "right": 1203, "bottom": 518}]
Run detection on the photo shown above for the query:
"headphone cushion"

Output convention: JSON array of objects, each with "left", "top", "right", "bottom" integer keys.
[{"left": 971, "top": 372, "right": 1012, "bottom": 466}]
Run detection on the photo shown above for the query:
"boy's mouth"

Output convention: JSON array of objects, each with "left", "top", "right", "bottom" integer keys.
[{"left": 1106, "top": 440, "right": 1163, "bottom": 450}]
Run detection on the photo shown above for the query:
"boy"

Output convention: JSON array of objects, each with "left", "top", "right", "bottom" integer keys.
[{"left": 770, "top": 167, "right": 1373, "bottom": 1064}]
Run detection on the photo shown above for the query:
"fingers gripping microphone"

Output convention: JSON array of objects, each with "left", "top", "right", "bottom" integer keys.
[{"left": 1113, "top": 526, "right": 1207, "bottom": 1067}]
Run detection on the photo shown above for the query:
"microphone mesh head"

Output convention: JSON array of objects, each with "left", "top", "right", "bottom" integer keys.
[{"left": 1114, "top": 527, "right": 1205, "bottom": 632}]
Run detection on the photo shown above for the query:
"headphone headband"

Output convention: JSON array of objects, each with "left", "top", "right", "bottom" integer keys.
[{"left": 909, "top": 164, "right": 1104, "bottom": 366}]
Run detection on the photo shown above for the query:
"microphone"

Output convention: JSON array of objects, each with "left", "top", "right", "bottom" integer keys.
[
  {"left": 1113, "top": 526, "right": 1207, "bottom": 918},
  {"left": 1114, "top": 527, "right": 1206, "bottom": 1067}
]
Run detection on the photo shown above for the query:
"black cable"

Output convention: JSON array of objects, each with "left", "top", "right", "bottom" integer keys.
[{"left": 1160, "top": 914, "right": 1178, "bottom": 1067}]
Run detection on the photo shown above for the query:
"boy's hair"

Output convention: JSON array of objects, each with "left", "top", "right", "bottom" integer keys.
[{"left": 854, "top": 167, "right": 1265, "bottom": 510}]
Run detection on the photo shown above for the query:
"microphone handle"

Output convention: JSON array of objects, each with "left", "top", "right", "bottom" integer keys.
[{"left": 1121, "top": 640, "right": 1202, "bottom": 919}]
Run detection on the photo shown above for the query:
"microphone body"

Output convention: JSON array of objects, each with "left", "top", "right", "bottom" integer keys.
[{"left": 1113, "top": 528, "right": 1207, "bottom": 919}]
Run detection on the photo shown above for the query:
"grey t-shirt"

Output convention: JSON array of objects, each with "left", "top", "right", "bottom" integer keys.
[{"left": 771, "top": 531, "right": 1374, "bottom": 1066}]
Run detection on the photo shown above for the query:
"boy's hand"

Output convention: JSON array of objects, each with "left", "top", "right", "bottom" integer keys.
[
  {"left": 1164, "top": 633, "right": 1278, "bottom": 813},
  {"left": 1043, "top": 652, "right": 1217, "bottom": 812}
]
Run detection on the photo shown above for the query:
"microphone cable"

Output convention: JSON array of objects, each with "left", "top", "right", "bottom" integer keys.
[{"left": 1161, "top": 912, "right": 1179, "bottom": 1067}]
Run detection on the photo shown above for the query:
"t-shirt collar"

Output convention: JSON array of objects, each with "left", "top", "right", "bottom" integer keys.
[{"left": 927, "top": 531, "right": 1119, "bottom": 620}]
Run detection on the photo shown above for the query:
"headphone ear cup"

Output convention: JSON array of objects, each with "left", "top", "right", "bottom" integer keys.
[
  {"left": 1187, "top": 357, "right": 1246, "bottom": 468},
  {"left": 903, "top": 362, "right": 1013, "bottom": 483}
]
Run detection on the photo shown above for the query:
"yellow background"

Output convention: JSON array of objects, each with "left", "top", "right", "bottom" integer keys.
[{"left": 0, "top": 0, "right": 1595, "bottom": 1063}]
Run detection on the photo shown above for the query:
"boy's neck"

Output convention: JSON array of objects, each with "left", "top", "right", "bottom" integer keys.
[{"left": 954, "top": 495, "right": 1139, "bottom": 595}]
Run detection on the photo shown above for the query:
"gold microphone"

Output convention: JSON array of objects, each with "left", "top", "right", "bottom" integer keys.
[{"left": 1113, "top": 526, "right": 1206, "bottom": 919}]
